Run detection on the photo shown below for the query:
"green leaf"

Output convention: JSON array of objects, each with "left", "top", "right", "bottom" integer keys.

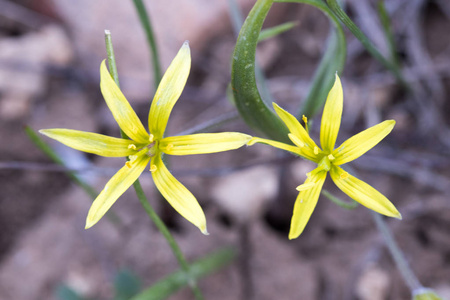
[
  {"left": 231, "top": 0, "right": 290, "bottom": 143},
  {"left": 258, "top": 21, "right": 298, "bottom": 42},
  {"left": 114, "top": 269, "right": 141, "bottom": 300},
  {"left": 130, "top": 248, "right": 236, "bottom": 300},
  {"left": 55, "top": 285, "right": 85, "bottom": 300}
]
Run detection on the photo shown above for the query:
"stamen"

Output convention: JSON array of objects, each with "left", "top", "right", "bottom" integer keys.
[
  {"left": 149, "top": 134, "right": 154, "bottom": 143},
  {"left": 150, "top": 164, "right": 157, "bottom": 173},
  {"left": 340, "top": 171, "right": 349, "bottom": 179},
  {"left": 302, "top": 115, "right": 309, "bottom": 132},
  {"left": 288, "top": 133, "right": 304, "bottom": 148},
  {"left": 328, "top": 154, "right": 335, "bottom": 161},
  {"left": 126, "top": 155, "right": 138, "bottom": 168},
  {"left": 128, "top": 144, "right": 137, "bottom": 150},
  {"left": 296, "top": 182, "right": 315, "bottom": 191},
  {"left": 314, "top": 146, "right": 319, "bottom": 155},
  {"left": 165, "top": 143, "right": 174, "bottom": 151}
]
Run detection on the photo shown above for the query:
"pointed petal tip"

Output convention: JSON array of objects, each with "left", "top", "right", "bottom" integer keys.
[
  {"left": 201, "top": 226, "right": 209, "bottom": 236},
  {"left": 394, "top": 211, "right": 402, "bottom": 220},
  {"left": 84, "top": 219, "right": 95, "bottom": 230},
  {"left": 182, "top": 40, "right": 190, "bottom": 47},
  {"left": 288, "top": 232, "right": 299, "bottom": 240}
]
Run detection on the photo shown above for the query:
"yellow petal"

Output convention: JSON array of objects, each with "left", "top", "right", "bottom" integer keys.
[
  {"left": 100, "top": 60, "right": 149, "bottom": 144},
  {"left": 248, "top": 137, "right": 303, "bottom": 156},
  {"left": 160, "top": 133, "right": 251, "bottom": 155},
  {"left": 40, "top": 128, "right": 142, "bottom": 157},
  {"left": 289, "top": 169, "right": 327, "bottom": 239},
  {"left": 85, "top": 152, "right": 150, "bottom": 229},
  {"left": 273, "top": 103, "right": 320, "bottom": 162},
  {"left": 149, "top": 42, "right": 190, "bottom": 139},
  {"left": 332, "top": 120, "right": 395, "bottom": 165},
  {"left": 150, "top": 154, "right": 208, "bottom": 234},
  {"left": 320, "top": 74, "right": 343, "bottom": 152},
  {"left": 329, "top": 166, "right": 401, "bottom": 219}
]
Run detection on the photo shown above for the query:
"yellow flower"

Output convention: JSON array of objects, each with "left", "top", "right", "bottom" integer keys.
[
  {"left": 248, "top": 74, "right": 401, "bottom": 239},
  {"left": 40, "top": 42, "right": 251, "bottom": 234}
]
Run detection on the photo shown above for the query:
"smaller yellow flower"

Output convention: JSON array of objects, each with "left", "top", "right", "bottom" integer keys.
[
  {"left": 248, "top": 74, "right": 401, "bottom": 239},
  {"left": 40, "top": 42, "right": 251, "bottom": 234}
]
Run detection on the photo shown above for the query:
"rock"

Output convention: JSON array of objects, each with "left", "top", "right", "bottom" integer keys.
[{"left": 211, "top": 165, "right": 278, "bottom": 223}]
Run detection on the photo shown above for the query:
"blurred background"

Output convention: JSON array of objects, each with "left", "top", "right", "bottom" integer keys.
[{"left": 0, "top": 0, "right": 449, "bottom": 299}]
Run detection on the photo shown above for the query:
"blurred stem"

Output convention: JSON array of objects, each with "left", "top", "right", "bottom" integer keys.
[
  {"left": 377, "top": 1, "right": 400, "bottom": 69},
  {"left": 326, "top": 0, "right": 410, "bottom": 90},
  {"left": 104, "top": 31, "right": 204, "bottom": 300},
  {"left": 372, "top": 212, "right": 422, "bottom": 292},
  {"left": 132, "top": 0, "right": 162, "bottom": 89}
]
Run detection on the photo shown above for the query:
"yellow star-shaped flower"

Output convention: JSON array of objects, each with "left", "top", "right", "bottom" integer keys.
[
  {"left": 249, "top": 74, "right": 401, "bottom": 239},
  {"left": 40, "top": 42, "right": 251, "bottom": 234}
]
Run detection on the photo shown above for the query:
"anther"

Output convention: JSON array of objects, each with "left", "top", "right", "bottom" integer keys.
[
  {"left": 166, "top": 143, "right": 174, "bottom": 151},
  {"left": 288, "top": 133, "right": 304, "bottom": 148},
  {"left": 314, "top": 146, "right": 319, "bottom": 155},
  {"left": 128, "top": 144, "right": 137, "bottom": 150},
  {"left": 149, "top": 134, "right": 154, "bottom": 143},
  {"left": 296, "top": 182, "right": 315, "bottom": 191},
  {"left": 126, "top": 161, "right": 132, "bottom": 168},
  {"left": 328, "top": 154, "right": 335, "bottom": 161},
  {"left": 302, "top": 115, "right": 308, "bottom": 125},
  {"left": 340, "top": 171, "right": 349, "bottom": 179},
  {"left": 150, "top": 165, "right": 157, "bottom": 173}
]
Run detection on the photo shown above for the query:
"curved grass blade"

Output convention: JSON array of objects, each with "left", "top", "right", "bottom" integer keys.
[
  {"left": 231, "top": 0, "right": 290, "bottom": 143},
  {"left": 326, "top": 0, "right": 410, "bottom": 90}
]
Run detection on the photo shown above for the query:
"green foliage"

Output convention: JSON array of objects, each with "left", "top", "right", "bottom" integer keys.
[
  {"left": 131, "top": 248, "right": 236, "bottom": 300},
  {"left": 114, "top": 270, "right": 141, "bottom": 300}
]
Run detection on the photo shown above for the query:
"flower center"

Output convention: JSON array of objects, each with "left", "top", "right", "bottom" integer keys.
[{"left": 317, "top": 155, "right": 332, "bottom": 172}]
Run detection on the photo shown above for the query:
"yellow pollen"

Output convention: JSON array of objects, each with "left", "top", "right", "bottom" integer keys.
[
  {"left": 314, "top": 146, "right": 319, "bottom": 155},
  {"left": 166, "top": 143, "right": 174, "bottom": 151},
  {"left": 328, "top": 154, "right": 335, "bottom": 161},
  {"left": 296, "top": 182, "right": 315, "bottom": 191},
  {"left": 340, "top": 172, "right": 349, "bottom": 179},
  {"left": 125, "top": 161, "right": 132, "bottom": 168},
  {"left": 150, "top": 164, "right": 157, "bottom": 173},
  {"left": 149, "top": 134, "right": 154, "bottom": 143},
  {"left": 302, "top": 115, "right": 308, "bottom": 125},
  {"left": 129, "top": 155, "right": 138, "bottom": 161},
  {"left": 288, "top": 133, "right": 304, "bottom": 148},
  {"left": 128, "top": 144, "right": 137, "bottom": 150}
]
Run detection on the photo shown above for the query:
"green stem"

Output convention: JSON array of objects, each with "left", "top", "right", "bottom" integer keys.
[
  {"left": 372, "top": 212, "right": 422, "bottom": 292},
  {"left": 104, "top": 30, "right": 204, "bottom": 300},
  {"left": 322, "top": 189, "right": 358, "bottom": 210},
  {"left": 326, "top": 0, "right": 410, "bottom": 90},
  {"left": 132, "top": 0, "right": 162, "bottom": 89},
  {"left": 132, "top": 181, "right": 204, "bottom": 299}
]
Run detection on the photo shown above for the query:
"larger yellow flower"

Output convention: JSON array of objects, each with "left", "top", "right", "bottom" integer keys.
[
  {"left": 40, "top": 42, "right": 251, "bottom": 234},
  {"left": 249, "top": 75, "right": 401, "bottom": 239}
]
